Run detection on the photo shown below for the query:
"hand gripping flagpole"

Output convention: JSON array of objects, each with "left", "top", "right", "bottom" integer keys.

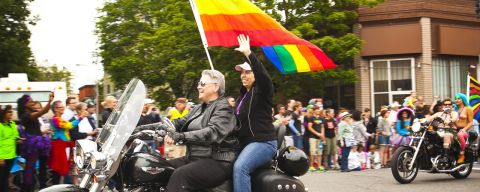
[{"left": 189, "top": 0, "right": 215, "bottom": 70}]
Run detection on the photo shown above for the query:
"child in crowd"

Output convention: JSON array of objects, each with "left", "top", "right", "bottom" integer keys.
[
  {"left": 348, "top": 146, "right": 362, "bottom": 171},
  {"left": 357, "top": 145, "right": 369, "bottom": 170},
  {"left": 9, "top": 156, "right": 26, "bottom": 191},
  {"left": 368, "top": 145, "right": 381, "bottom": 169}
]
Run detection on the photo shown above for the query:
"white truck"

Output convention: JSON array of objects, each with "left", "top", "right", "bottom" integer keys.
[{"left": 0, "top": 73, "right": 67, "bottom": 119}]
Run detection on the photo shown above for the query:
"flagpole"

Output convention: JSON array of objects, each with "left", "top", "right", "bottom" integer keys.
[
  {"left": 467, "top": 72, "right": 471, "bottom": 103},
  {"left": 189, "top": 0, "right": 214, "bottom": 70}
]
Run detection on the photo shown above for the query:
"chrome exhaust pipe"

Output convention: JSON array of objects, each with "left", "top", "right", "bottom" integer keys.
[{"left": 436, "top": 164, "right": 468, "bottom": 173}]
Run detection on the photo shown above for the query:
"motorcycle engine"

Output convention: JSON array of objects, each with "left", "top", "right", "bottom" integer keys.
[{"left": 436, "top": 155, "right": 452, "bottom": 170}]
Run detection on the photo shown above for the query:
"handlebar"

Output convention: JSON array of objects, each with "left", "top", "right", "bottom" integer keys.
[
  {"left": 133, "top": 121, "right": 176, "bottom": 134},
  {"left": 130, "top": 118, "right": 176, "bottom": 141}
]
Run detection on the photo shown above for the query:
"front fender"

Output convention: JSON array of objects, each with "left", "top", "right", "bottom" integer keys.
[
  {"left": 392, "top": 145, "right": 415, "bottom": 155},
  {"left": 39, "top": 184, "right": 87, "bottom": 192}
]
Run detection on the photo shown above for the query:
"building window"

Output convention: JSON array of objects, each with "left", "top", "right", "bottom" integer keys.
[
  {"left": 370, "top": 58, "right": 415, "bottom": 111},
  {"left": 432, "top": 57, "right": 474, "bottom": 99}
]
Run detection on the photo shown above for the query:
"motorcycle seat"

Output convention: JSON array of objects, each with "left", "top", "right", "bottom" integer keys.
[
  {"left": 206, "top": 180, "right": 232, "bottom": 192},
  {"left": 205, "top": 123, "right": 287, "bottom": 192}
]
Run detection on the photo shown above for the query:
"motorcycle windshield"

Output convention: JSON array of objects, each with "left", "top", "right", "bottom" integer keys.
[{"left": 95, "top": 79, "right": 146, "bottom": 169}]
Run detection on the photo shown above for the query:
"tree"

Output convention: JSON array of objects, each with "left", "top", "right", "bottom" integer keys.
[
  {"left": 255, "top": 0, "right": 384, "bottom": 103},
  {"left": 36, "top": 65, "right": 73, "bottom": 94},
  {"left": 97, "top": 0, "right": 384, "bottom": 108},
  {"left": 0, "top": 0, "right": 39, "bottom": 78}
]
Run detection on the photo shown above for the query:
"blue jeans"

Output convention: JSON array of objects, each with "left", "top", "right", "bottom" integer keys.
[
  {"left": 341, "top": 146, "right": 351, "bottom": 171},
  {"left": 293, "top": 135, "right": 303, "bottom": 150},
  {"left": 233, "top": 140, "right": 277, "bottom": 192}
]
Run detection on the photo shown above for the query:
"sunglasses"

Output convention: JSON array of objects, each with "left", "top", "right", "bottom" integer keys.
[
  {"left": 198, "top": 81, "right": 217, "bottom": 87},
  {"left": 443, "top": 103, "right": 452, "bottom": 106}
]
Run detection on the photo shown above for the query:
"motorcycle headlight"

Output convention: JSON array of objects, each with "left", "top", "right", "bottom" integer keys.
[
  {"left": 75, "top": 147, "right": 87, "bottom": 169},
  {"left": 90, "top": 152, "right": 107, "bottom": 170},
  {"left": 74, "top": 139, "right": 97, "bottom": 169},
  {"left": 412, "top": 122, "right": 421, "bottom": 132}
]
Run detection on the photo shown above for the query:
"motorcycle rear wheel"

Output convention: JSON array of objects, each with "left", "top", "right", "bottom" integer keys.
[
  {"left": 451, "top": 161, "right": 473, "bottom": 179},
  {"left": 391, "top": 146, "right": 419, "bottom": 184}
]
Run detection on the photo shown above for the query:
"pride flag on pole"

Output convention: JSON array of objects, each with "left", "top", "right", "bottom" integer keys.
[
  {"left": 190, "top": 0, "right": 336, "bottom": 74},
  {"left": 469, "top": 75, "right": 480, "bottom": 121}
]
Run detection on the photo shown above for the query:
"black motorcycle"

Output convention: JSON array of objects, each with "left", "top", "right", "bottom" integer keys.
[
  {"left": 391, "top": 117, "right": 478, "bottom": 184},
  {"left": 40, "top": 79, "right": 309, "bottom": 192}
]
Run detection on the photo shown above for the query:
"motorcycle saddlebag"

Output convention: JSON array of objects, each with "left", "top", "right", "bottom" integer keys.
[{"left": 251, "top": 169, "right": 306, "bottom": 192}]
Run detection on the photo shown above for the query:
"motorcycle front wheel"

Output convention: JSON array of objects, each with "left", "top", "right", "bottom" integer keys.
[{"left": 391, "top": 146, "right": 419, "bottom": 184}]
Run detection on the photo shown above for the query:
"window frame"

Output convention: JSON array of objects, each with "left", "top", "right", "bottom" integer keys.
[{"left": 370, "top": 58, "right": 416, "bottom": 111}]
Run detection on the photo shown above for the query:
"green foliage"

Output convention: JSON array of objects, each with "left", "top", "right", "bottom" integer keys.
[
  {"left": 36, "top": 66, "right": 73, "bottom": 94},
  {"left": 97, "top": 0, "right": 383, "bottom": 107},
  {"left": 97, "top": 0, "right": 209, "bottom": 108},
  {"left": 0, "top": 0, "right": 39, "bottom": 78},
  {"left": 255, "top": 0, "right": 384, "bottom": 102}
]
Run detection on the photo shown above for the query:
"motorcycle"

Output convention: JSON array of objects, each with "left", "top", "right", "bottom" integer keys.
[
  {"left": 40, "top": 79, "right": 309, "bottom": 192},
  {"left": 391, "top": 117, "right": 478, "bottom": 184}
]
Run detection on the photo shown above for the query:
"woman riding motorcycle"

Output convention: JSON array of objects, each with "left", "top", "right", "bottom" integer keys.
[
  {"left": 392, "top": 108, "right": 414, "bottom": 151},
  {"left": 427, "top": 98, "right": 458, "bottom": 156},
  {"left": 163, "top": 70, "right": 238, "bottom": 192},
  {"left": 454, "top": 93, "right": 473, "bottom": 164},
  {"left": 232, "top": 34, "right": 277, "bottom": 192}
]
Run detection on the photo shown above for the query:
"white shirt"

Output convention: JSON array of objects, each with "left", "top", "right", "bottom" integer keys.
[
  {"left": 78, "top": 118, "right": 94, "bottom": 140},
  {"left": 62, "top": 108, "right": 76, "bottom": 121},
  {"left": 388, "top": 110, "right": 398, "bottom": 124},
  {"left": 348, "top": 151, "right": 361, "bottom": 170},
  {"left": 371, "top": 151, "right": 381, "bottom": 169}
]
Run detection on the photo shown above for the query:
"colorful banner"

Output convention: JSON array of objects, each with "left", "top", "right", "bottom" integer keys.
[
  {"left": 469, "top": 75, "right": 480, "bottom": 121},
  {"left": 192, "top": 0, "right": 336, "bottom": 74}
]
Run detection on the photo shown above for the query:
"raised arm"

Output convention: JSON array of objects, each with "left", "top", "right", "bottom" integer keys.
[
  {"left": 235, "top": 34, "right": 273, "bottom": 96},
  {"left": 29, "top": 93, "right": 54, "bottom": 119},
  {"left": 52, "top": 116, "right": 82, "bottom": 130},
  {"left": 429, "top": 96, "right": 439, "bottom": 114}
]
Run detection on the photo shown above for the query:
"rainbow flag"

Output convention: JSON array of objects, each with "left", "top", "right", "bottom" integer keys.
[
  {"left": 191, "top": 0, "right": 336, "bottom": 74},
  {"left": 469, "top": 75, "right": 480, "bottom": 121}
]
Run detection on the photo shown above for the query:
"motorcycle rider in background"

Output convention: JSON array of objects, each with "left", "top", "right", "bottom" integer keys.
[
  {"left": 163, "top": 70, "right": 238, "bottom": 192},
  {"left": 426, "top": 98, "right": 458, "bottom": 157}
]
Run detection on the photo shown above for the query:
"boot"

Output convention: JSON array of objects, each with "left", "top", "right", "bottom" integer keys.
[
  {"left": 457, "top": 151, "right": 465, "bottom": 164},
  {"left": 443, "top": 148, "right": 450, "bottom": 157}
]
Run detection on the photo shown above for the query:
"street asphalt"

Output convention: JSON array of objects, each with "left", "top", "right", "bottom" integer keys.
[{"left": 300, "top": 167, "right": 480, "bottom": 192}]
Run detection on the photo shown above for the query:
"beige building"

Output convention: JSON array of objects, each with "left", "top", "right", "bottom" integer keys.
[{"left": 354, "top": 0, "right": 480, "bottom": 111}]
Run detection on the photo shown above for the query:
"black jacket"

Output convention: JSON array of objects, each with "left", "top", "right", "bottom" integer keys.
[
  {"left": 100, "top": 108, "right": 113, "bottom": 127},
  {"left": 173, "top": 97, "right": 238, "bottom": 162},
  {"left": 365, "top": 117, "right": 377, "bottom": 134},
  {"left": 235, "top": 54, "right": 276, "bottom": 145}
]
